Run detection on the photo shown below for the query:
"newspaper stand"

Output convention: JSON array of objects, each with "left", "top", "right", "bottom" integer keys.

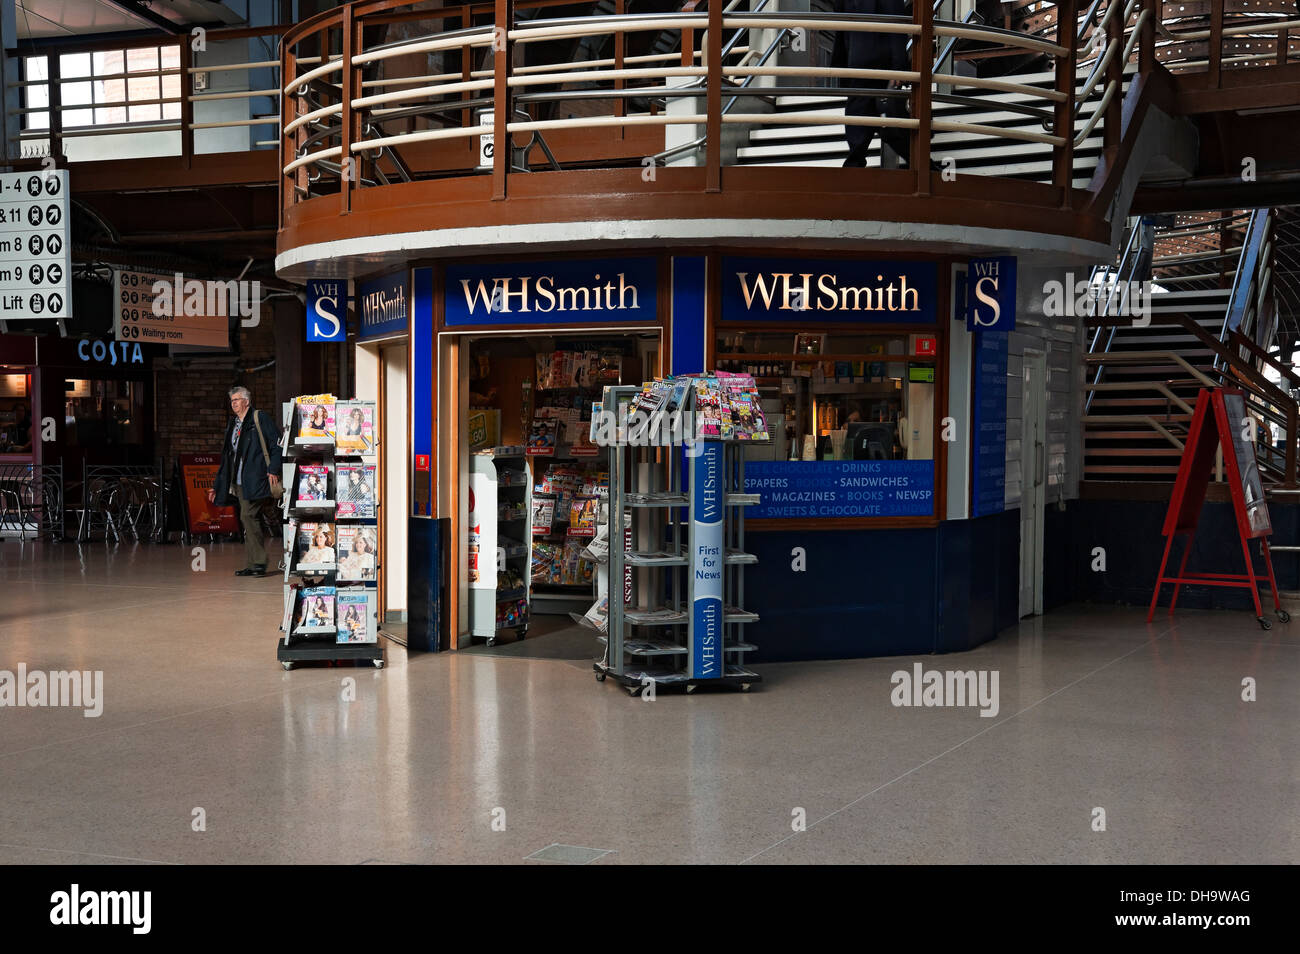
[
  {"left": 593, "top": 382, "right": 764, "bottom": 694},
  {"left": 277, "top": 400, "right": 385, "bottom": 669},
  {"left": 1148, "top": 387, "right": 1289, "bottom": 630}
]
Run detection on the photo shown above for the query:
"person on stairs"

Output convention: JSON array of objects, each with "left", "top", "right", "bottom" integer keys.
[{"left": 832, "top": 0, "right": 914, "bottom": 169}]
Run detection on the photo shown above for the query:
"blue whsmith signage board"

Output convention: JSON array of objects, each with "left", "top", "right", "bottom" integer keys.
[
  {"left": 722, "top": 257, "right": 938, "bottom": 323},
  {"left": 357, "top": 271, "right": 408, "bottom": 341},
  {"left": 690, "top": 442, "right": 724, "bottom": 679},
  {"left": 306, "top": 279, "right": 348, "bottom": 342},
  {"left": 445, "top": 257, "right": 658, "bottom": 327},
  {"left": 745, "top": 460, "right": 935, "bottom": 518},
  {"left": 970, "top": 330, "right": 1008, "bottom": 517}
]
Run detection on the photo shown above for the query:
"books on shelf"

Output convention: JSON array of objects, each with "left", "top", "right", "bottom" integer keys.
[
  {"left": 295, "top": 395, "right": 336, "bottom": 440},
  {"left": 335, "top": 400, "right": 375, "bottom": 454},
  {"left": 296, "top": 463, "right": 331, "bottom": 505},
  {"left": 295, "top": 586, "right": 335, "bottom": 632},
  {"left": 336, "top": 589, "right": 377, "bottom": 644},
  {"left": 337, "top": 526, "right": 378, "bottom": 582},
  {"left": 298, "top": 521, "right": 337, "bottom": 569},
  {"left": 336, "top": 463, "right": 376, "bottom": 518}
]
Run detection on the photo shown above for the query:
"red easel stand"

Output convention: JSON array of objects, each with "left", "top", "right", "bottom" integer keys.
[{"left": 1147, "top": 532, "right": 1285, "bottom": 629}]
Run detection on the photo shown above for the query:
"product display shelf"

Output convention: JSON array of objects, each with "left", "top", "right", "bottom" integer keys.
[
  {"left": 277, "top": 400, "right": 383, "bottom": 671},
  {"left": 469, "top": 446, "right": 532, "bottom": 645},
  {"left": 594, "top": 384, "right": 765, "bottom": 695},
  {"left": 528, "top": 441, "right": 601, "bottom": 616}
]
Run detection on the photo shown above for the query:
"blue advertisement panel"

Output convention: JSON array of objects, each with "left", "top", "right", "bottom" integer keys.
[
  {"left": 971, "top": 330, "right": 1008, "bottom": 517},
  {"left": 671, "top": 256, "right": 706, "bottom": 374},
  {"left": 690, "top": 442, "right": 723, "bottom": 679},
  {"left": 306, "top": 279, "right": 347, "bottom": 342},
  {"left": 744, "top": 460, "right": 935, "bottom": 518},
  {"left": 966, "top": 256, "right": 1017, "bottom": 331},
  {"left": 445, "top": 257, "right": 658, "bottom": 327},
  {"left": 722, "top": 257, "right": 938, "bottom": 324},
  {"left": 358, "top": 270, "right": 408, "bottom": 341}
]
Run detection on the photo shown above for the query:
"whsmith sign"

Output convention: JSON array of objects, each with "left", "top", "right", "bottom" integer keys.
[
  {"left": 357, "top": 271, "right": 408, "bottom": 341},
  {"left": 444, "top": 257, "right": 658, "bottom": 327},
  {"left": 723, "top": 257, "right": 938, "bottom": 323}
]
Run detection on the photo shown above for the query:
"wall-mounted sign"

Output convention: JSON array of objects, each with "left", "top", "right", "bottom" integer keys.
[
  {"left": 77, "top": 338, "right": 145, "bottom": 367},
  {"left": 306, "top": 279, "right": 348, "bottom": 342},
  {"left": 967, "top": 256, "right": 1016, "bottom": 331},
  {"left": 745, "top": 460, "right": 935, "bottom": 518},
  {"left": 0, "top": 372, "right": 27, "bottom": 397},
  {"left": 358, "top": 271, "right": 408, "bottom": 341},
  {"left": 970, "top": 330, "right": 1008, "bottom": 517},
  {"left": 0, "top": 170, "right": 71, "bottom": 320},
  {"left": 723, "top": 257, "right": 938, "bottom": 324},
  {"left": 912, "top": 334, "right": 937, "bottom": 357},
  {"left": 444, "top": 257, "right": 658, "bottom": 327},
  {"left": 113, "top": 268, "right": 231, "bottom": 349}
]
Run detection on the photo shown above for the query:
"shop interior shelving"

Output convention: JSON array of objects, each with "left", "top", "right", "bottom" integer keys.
[
  {"left": 594, "top": 384, "right": 763, "bottom": 695},
  {"left": 276, "top": 401, "right": 383, "bottom": 671},
  {"left": 528, "top": 439, "right": 603, "bottom": 616}
]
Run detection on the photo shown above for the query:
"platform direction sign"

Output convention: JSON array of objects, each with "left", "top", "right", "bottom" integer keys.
[{"left": 0, "top": 169, "right": 72, "bottom": 320}]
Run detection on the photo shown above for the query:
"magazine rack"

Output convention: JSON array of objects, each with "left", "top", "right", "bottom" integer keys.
[
  {"left": 593, "top": 383, "right": 763, "bottom": 694},
  {"left": 277, "top": 399, "right": 384, "bottom": 670},
  {"left": 468, "top": 446, "right": 533, "bottom": 645}
]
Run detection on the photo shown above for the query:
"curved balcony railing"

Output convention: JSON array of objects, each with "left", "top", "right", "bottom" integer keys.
[{"left": 278, "top": 0, "right": 1168, "bottom": 227}]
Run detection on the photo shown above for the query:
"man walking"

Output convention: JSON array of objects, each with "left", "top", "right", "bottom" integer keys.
[
  {"left": 832, "top": 0, "right": 913, "bottom": 169},
  {"left": 208, "top": 386, "right": 283, "bottom": 577}
]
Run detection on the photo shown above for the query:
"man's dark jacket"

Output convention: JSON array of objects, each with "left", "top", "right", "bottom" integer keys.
[
  {"left": 831, "top": 0, "right": 911, "bottom": 74},
  {"left": 213, "top": 408, "right": 282, "bottom": 506}
]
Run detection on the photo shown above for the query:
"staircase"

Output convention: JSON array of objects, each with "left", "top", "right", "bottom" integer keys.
[
  {"left": 1084, "top": 210, "right": 1296, "bottom": 484},
  {"left": 733, "top": 64, "right": 1135, "bottom": 187}
]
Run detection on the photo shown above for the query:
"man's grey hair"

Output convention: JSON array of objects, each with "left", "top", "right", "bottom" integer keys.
[{"left": 228, "top": 386, "right": 252, "bottom": 402}]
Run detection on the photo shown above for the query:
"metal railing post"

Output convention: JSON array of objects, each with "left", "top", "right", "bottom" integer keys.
[
  {"left": 705, "top": 0, "right": 723, "bottom": 192},
  {"left": 340, "top": 13, "right": 356, "bottom": 214},
  {"left": 913, "top": 0, "right": 934, "bottom": 196},
  {"left": 1053, "top": 0, "right": 1078, "bottom": 207},
  {"left": 1208, "top": 0, "right": 1224, "bottom": 87},
  {"left": 180, "top": 40, "right": 195, "bottom": 169},
  {"left": 492, "top": 0, "right": 514, "bottom": 200},
  {"left": 1103, "top": 0, "right": 1122, "bottom": 159}
]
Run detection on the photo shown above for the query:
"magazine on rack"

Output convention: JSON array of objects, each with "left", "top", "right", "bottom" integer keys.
[
  {"left": 336, "top": 463, "right": 377, "bottom": 517},
  {"left": 281, "top": 583, "right": 300, "bottom": 633},
  {"left": 295, "top": 395, "right": 336, "bottom": 440},
  {"left": 295, "top": 586, "right": 336, "bottom": 633},
  {"left": 297, "top": 522, "right": 337, "bottom": 569},
  {"left": 336, "top": 589, "right": 377, "bottom": 644},
  {"left": 335, "top": 400, "right": 375, "bottom": 454},
  {"left": 337, "top": 526, "right": 378, "bottom": 581},
  {"left": 295, "top": 463, "right": 331, "bottom": 504}
]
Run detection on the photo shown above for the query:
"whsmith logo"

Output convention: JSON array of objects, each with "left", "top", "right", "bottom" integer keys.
[
  {"left": 460, "top": 272, "right": 641, "bottom": 314},
  {"left": 362, "top": 282, "right": 407, "bottom": 328},
  {"left": 736, "top": 271, "right": 922, "bottom": 313}
]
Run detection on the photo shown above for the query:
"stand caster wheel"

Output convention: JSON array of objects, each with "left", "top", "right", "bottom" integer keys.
[
  {"left": 740, "top": 683, "right": 751, "bottom": 692},
  {"left": 595, "top": 671, "right": 606, "bottom": 682},
  {"left": 373, "top": 660, "right": 384, "bottom": 669},
  {"left": 686, "top": 684, "right": 696, "bottom": 694},
  {"left": 517, "top": 629, "right": 527, "bottom": 642},
  {"left": 486, "top": 637, "right": 497, "bottom": 648},
  {"left": 1277, "top": 610, "right": 1290, "bottom": 623},
  {"left": 281, "top": 661, "right": 294, "bottom": 671},
  {"left": 626, "top": 685, "right": 639, "bottom": 696},
  {"left": 1257, "top": 616, "right": 1272, "bottom": 631}
]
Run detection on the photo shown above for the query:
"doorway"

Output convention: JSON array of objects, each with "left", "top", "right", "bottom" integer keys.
[
  {"left": 1019, "top": 349, "right": 1047, "bottom": 617},
  {"left": 381, "top": 343, "right": 409, "bottom": 620}
]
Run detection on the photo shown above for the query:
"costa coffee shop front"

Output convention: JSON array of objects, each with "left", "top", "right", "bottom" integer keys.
[{"left": 403, "top": 250, "right": 1020, "bottom": 661}]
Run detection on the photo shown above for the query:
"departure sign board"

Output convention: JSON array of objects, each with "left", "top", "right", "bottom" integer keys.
[{"left": 0, "top": 170, "right": 72, "bottom": 320}]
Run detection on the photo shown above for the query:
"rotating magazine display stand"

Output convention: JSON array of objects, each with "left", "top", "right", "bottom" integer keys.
[
  {"left": 468, "top": 446, "right": 533, "bottom": 645},
  {"left": 277, "top": 400, "right": 384, "bottom": 670},
  {"left": 593, "top": 383, "right": 764, "bottom": 694}
]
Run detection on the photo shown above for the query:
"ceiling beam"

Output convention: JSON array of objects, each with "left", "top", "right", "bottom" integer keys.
[{"left": 99, "top": 0, "right": 184, "bottom": 35}]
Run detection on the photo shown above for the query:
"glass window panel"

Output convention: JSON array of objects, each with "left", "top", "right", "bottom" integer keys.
[
  {"left": 27, "top": 111, "right": 49, "bottom": 130},
  {"left": 160, "top": 46, "right": 180, "bottom": 69},
  {"left": 63, "top": 108, "right": 94, "bottom": 128},
  {"left": 97, "top": 105, "right": 128, "bottom": 125},
  {"left": 93, "top": 50, "right": 124, "bottom": 76},
  {"left": 128, "top": 76, "right": 161, "bottom": 103},
  {"left": 163, "top": 102, "right": 181, "bottom": 120},
  {"left": 24, "top": 56, "right": 49, "bottom": 82},
  {"left": 128, "top": 103, "right": 162, "bottom": 122},
  {"left": 59, "top": 53, "right": 91, "bottom": 78},
  {"left": 27, "top": 85, "right": 49, "bottom": 109},
  {"left": 99, "top": 78, "right": 126, "bottom": 105},
  {"left": 62, "top": 81, "right": 93, "bottom": 106},
  {"left": 126, "top": 47, "right": 159, "bottom": 73},
  {"left": 161, "top": 73, "right": 181, "bottom": 100}
]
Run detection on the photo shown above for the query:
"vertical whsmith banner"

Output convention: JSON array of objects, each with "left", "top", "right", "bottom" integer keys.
[
  {"left": 691, "top": 442, "right": 723, "bottom": 679},
  {"left": 306, "top": 279, "right": 348, "bottom": 342}
]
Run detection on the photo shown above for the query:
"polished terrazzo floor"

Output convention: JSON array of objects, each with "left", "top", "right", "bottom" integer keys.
[{"left": 0, "top": 539, "right": 1296, "bottom": 865}]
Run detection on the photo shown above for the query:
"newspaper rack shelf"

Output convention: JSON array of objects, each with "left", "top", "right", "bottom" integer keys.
[{"left": 277, "top": 400, "right": 384, "bottom": 670}]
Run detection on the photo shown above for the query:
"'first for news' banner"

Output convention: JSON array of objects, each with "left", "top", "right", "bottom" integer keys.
[{"left": 691, "top": 442, "right": 724, "bottom": 680}]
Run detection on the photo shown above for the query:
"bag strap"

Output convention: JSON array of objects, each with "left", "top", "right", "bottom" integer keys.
[{"left": 253, "top": 410, "right": 272, "bottom": 468}]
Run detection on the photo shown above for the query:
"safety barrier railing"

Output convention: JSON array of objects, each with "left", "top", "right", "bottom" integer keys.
[
  {"left": 0, "top": 463, "right": 64, "bottom": 541},
  {"left": 279, "top": 0, "right": 1157, "bottom": 221},
  {"left": 14, "top": 24, "right": 287, "bottom": 163}
]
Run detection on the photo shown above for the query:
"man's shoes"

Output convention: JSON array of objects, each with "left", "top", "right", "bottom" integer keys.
[{"left": 235, "top": 566, "right": 268, "bottom": 577}]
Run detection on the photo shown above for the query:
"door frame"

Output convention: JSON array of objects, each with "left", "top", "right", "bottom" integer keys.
[{"left": 1019, "top": 348, "right": 1048, "bottom": 618}]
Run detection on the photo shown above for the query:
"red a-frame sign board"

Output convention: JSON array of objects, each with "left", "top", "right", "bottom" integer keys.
[{"left": 1148, "top": 388, "right": 1286, "bottom": 630}]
